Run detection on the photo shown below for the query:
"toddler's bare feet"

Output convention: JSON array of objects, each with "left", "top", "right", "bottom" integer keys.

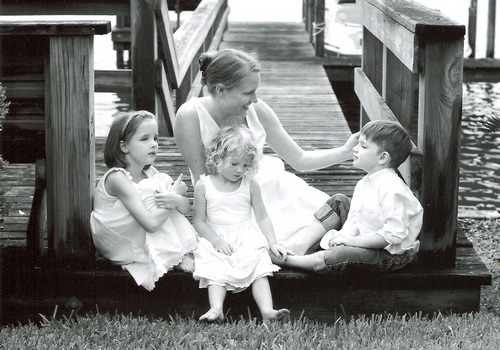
[
  {"left": 262, "top": 308, "right": 290, "bottom": 322},
  {"left": 175, "top": 255, "right": 194, "bottom": 273},
  {"left": 199, "top": 308, "right": 224, "bottom": 323}
]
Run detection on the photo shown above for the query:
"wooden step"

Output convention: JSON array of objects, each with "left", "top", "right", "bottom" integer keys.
[{"left": 0, "top": 231, "right": 491, "bottom": 325}]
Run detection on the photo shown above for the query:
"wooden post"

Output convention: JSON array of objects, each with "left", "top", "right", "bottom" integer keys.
[
  {"left": 417, "top": 39, "right": 464, "bottom": 268},
  {"left": 45, "top": 35, "right": 96, "bottom": 263},
  {"left": 468, "top": 0, "right": 478, "bottom": 58},
  {"left": 486, "top": 0, "right": 497, "bottom": 58},
  {"left": 314, "top": 0, "right": 325, "bottom": 57},
  {"left": 0, "top": 21, "right": 111, "bottom": 264},
  {"left": 131, "top": 0, "right": 157, "bottom": 112},
  {"left": 357, "top": 0, "right": 465, "bottom": 268}
]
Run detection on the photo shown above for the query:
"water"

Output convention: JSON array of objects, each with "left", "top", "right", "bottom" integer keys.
[{"left": 460, "top": 83, "right": 500, "bottom": 213}]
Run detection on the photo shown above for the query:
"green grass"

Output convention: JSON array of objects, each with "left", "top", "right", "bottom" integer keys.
[{"left": 1, "top": 311, "right": 499, "bottom": 349}]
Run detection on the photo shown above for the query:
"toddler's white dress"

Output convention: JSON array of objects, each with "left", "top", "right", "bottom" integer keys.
[
  {"left": 90, "top": 166, "right": 198, "bottom": 291},
  {"left": 185, "top": 97, "right": 329, "bottom": 252},
  {"left": 193, "top": 175, "right": 279, "bottom": 292}
]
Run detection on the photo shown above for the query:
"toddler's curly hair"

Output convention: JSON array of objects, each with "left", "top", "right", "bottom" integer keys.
[{"left": 205, "top": 125, "right": 261, "bottom": 178}]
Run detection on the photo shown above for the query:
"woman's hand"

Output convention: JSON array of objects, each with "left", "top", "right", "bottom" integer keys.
[{"left": 343, "top": 132, "right": 360, "bottom": 157}]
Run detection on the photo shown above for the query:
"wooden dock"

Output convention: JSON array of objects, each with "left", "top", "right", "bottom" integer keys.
[
  {"left": 0, "top": 15, "right": 491, "bottom": 325},
  {"left": 0, "top": 21, "right": 362, "bottom": 247},
  {"left": 322, "top": 56, "right": 500, "bottom": 83}
]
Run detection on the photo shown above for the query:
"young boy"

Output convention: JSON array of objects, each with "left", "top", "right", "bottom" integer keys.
[{"left": 275, "top": 120, "right": 423, "bottom": 273}]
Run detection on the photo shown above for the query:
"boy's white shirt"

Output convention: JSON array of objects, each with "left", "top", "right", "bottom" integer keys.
[{"left": 328, "top": 168, "right": 423, "bottom": 255}]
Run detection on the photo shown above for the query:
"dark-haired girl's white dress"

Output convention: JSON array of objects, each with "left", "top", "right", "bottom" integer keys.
[
  {"left": 91, "top": 166, "right": 198, "bottom": 291},
  {"left": 185, "top": 97, "right": 330, "bottom": 254},
  {"left": 193, "top": 175, "right": 279, "bottom": 292}
]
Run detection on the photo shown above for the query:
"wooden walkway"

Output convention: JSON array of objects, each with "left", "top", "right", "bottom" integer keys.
[
  {"left": 0, "top": 21, "right": 363, "bottom": 247},
  {"left": 0, "top": 20, "right": 491, "bottom": 325}
]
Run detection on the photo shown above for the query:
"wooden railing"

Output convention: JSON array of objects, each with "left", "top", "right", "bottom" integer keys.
[
  {"left": 0, "top": 0, "right": 228, "bottom": 263},
  {"left": 355, "top": 0, "right": 465, "bottom": 268},
  {"left": 468, "top": 0, "right": 497, "bottom": 58},
  {"left": 303, "top": 0, "right": 325, "bottom": 57},
  {"left": 0, "top": 0, "right": 229, "bottom": 136},
  {"left": 0, "top": 20, "right": 111, "bottom": 264}
]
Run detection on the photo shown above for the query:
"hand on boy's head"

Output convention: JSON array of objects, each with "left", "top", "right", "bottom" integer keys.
[{"left": 344, "top": 132, "right": 360, "bottom": 154}]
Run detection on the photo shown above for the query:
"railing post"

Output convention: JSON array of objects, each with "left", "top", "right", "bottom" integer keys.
[
  {"left": 417, "top": 39, "right": 464, "bottom": 268},
  {"left": 357, "top": 0, "right": 465, "bottom": 268},
  {"left": 313, "top": 0, "right": 325, "bottom": 57},
  {"left": 45, "top": 31, "right": 107, "bottom": 264},
  {"left": 486, "top": 0, "right": 497, "bottom": 58},
  {"left": 0, "top": 21, "right": 110, "bottom": 265},
  {"left": 131, "top": 0, "right": 157, "bottom": 113}
]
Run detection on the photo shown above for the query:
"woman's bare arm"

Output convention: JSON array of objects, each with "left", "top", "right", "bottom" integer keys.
[
  {"left": 253, "top": 99, "right": 358, "bottom": 171},
  {"left": 173, "top": 103, "right": 208, "bottom": 184}
]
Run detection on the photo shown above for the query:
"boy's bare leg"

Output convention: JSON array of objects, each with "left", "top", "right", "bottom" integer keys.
[
  {"left": 285, "top": 216, "right": 340, "bottom": 255},
  {"left": 251, "top": 277, "right": 290, "bottom": 321},
  {"left": 271, "top": 251, "right": 321, "bottom": 271}
]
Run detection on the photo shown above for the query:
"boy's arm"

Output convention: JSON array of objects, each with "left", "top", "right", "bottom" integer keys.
[
  {"left": 192, "top": 180, "right": 233, "bottom": 255},
  {"left": 330, "top": 232, "right": 388, "bottom": 249},
  {"left": 377, "top": 191, "right": 419, "bottom": 245}
]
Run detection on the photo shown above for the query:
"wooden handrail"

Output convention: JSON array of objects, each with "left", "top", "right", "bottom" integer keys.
[
  {"left": 155, "top": 0, "right": 181, "bottom": 87},
  {"left": 0, "top": 20, "right": 111, "bottom": 264},
  {"left": 0, "top": 0, "right": 130, "bottom": 15},
  {"left": 356, "top": 0, "right": 464, "bottom": 268},
  {"left": 173, "top": 0, "right": 226, "bottom": 84},
  {"left": 150, "top": 0, "right": 228, "bottom": 134}
]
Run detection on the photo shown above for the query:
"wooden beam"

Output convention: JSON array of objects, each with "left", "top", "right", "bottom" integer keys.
[
  {"left": 154, "top": 0, "right": 181, "bottom": 87},
  {"left": 46, "top": 35, "right": 96, "bottom": 263},
  {"left": 0, "top": 0, "right": 130, "bottom": 16}
]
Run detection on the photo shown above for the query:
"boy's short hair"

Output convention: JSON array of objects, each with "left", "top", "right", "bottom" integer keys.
[{"left": 361, "top": 120, "right": 412, "bottom": 168}]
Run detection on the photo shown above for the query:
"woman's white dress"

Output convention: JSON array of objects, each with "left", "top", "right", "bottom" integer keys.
[
  {"left": 187, "top": 97, "right": 329, "bottom": 251},
  {"left": 90, "top": 166, "right": 198, "bottom": 291},
  {"left": 193, "top": 175, "right": 279, "bottom": 292}
]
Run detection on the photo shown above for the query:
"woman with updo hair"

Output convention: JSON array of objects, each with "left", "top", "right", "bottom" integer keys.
[{"left": 166, "top": 48, "right": 359, "bottom": 256}]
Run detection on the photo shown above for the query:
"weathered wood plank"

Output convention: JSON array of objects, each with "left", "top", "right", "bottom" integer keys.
[{"left": 46, "top": 34, "right": 96, "bottom": 261}]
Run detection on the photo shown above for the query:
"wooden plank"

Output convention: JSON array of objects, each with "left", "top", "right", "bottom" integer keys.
[
  {"left": 131, "top": 0, "right": 157, "bottom": 112},
  {"left": 0, "top": 21, "right": 111, "bottom": 36},
  {"left": 155, "top": 0, "right": 181, "bottom": 86},
  {"left": 417, "top": 39, "right": 464, "bottom": 268},
  {"left": 95, "top": 70, "right": 131, "bottom": 93},
  {"left": 186, "top": 6, "right": 230, "bottom": 100},
  {"left": 173, "top": 0, "right": 226, "bottom": 84},
  {"left": 359, "top": 0, "right": 420, "bottom": 73},
  {"left": 0, "top": 0, "right": 130, "bottom": 16},
  {"left": 154, "top": 59, "right": 175, "bottom": 136},
  {"left": 363, "top": 0, "right": 465, "bottom": 39},
  {"left": 46, "top": 35, "right": 95, "bottom": 262}
]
